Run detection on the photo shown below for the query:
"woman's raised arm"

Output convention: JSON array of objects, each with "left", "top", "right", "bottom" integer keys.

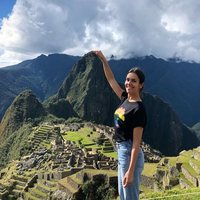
[{"left": 93, "top": 50, "right": 123, "bottom": 99}]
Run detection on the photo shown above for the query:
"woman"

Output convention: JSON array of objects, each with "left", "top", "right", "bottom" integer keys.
[{"left": 94, "top": 50, "right": 147, "bottom": 200}]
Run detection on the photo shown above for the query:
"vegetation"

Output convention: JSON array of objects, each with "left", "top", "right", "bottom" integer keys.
[
  {"left": 81, "top": 180, "right": 116, "bottom": 200},
  {"left": 0, "top": 121, "right": 199, "bottom": 199},
  {"left": 0, "top": 123, "right": 33, "bottom": 168},
  {"left": 72, "top": 169, "right": 117, "bottom": 200},
  {"left": 62, "top": 126, "right": 117, "bottom": 159},
  {"left": 142, "top": 163, "right": 158, "bottom": 177},
  {"left": 0, "top": 52, "right": 200, "bottom": 199},
  {"left": 140, "top": 187, "right": 200, "bottom": 200}
]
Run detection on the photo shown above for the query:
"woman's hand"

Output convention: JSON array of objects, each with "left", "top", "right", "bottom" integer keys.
[
  {"left": 92, "top": 50, "right": 123, "bottom": 99},
  {"left": 93, "top": 50, "right": 106, "bottom": 62},
  {"left": 123, "top": 170, "right": 134, "bottom": 187}
]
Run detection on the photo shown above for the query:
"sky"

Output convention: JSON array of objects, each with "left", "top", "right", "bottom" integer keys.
[{"left": 0, "top": 0, "right": 200, "bottom": 67}]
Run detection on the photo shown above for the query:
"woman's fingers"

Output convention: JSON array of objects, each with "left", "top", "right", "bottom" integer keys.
[
  {"left": 123, "top": 176, "right": 127, "bottom": 187},
  {"left": 92, "top": 50, "right": 104, "bottom": 60},
  {"left": 92, "top": 50, "right": 100, "bottom": 54}
]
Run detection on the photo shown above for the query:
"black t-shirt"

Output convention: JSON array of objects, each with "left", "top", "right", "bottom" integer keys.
[{"left": 114, "top": 91, "right": 147, "bottom": 142}]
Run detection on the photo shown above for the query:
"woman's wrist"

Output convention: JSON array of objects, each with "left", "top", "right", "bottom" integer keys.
[{"left": 127, "top": 168, "right": 134, "bottom": 175}]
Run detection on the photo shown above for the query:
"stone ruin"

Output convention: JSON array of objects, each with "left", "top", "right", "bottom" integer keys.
[
  {"left": 0, "top": 122, "right": 119, "bottom": 200},
  {"left": 57, "top": 169, "right": 118, "bottom": 200},
  {"left": 153, "top": 147, "right": 200, "bottom": 191}
]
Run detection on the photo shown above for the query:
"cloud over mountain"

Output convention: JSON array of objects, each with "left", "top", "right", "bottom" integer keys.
[{"left": 0, "top": 0, "right": 200, "bottom": 67}]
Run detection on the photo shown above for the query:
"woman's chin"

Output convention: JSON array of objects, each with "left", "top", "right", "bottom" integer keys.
[
  {"left": 126, "top": 88, "right": 133, "bottom": 93},
  {"left": 126, "top": 90, "right": 139, "bottom": 96}
]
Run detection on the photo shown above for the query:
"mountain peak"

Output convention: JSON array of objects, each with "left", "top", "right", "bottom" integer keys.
[
  {"left": 0, "top": 90, "right": 46, "bottom": 139},
  {"left": 51, "top": 51, "right": 120, "bottom": 124},
  {"left": 57, "top": 51, "right": 101, "bottom": 99},
  {"left": 12, "top": 90, "right": 46, "bottom": 121},
  {"left": 36, "top": 54, "right": 47, "bottom": 59}
]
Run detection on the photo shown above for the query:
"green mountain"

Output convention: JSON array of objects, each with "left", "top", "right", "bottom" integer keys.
[
  {"left": 44, "top": 97, "right": 77, "bottom": 119},
  {"left": 56, "top": 51, "right": 120, "bottom": 124},
  {"left": 0, "top": 51, "right": 199, "bottom": 166},
  {"left": 0, "top": 90, "right": 46, "bottom": 139},
  {"left": 1, "top": 53, "right": 200, "bottom": 126},
  {"left": 45, "top": 52, "right": 199, "bottom": 156},
  {"left": 0, "top": 53, "right": 199, "bottom": 199},
  {"left": 0, "top": 54, "right": 80, "bottom": 120},
  {"left": 0, "top": 90, "right": 46, "bottom": 167},
  {"left": 142, "top": 93, "right": 199, "bottom": 155}
]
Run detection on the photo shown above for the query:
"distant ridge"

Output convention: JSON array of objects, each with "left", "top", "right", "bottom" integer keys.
[
  {"left": 0, "top": 53, "right": 80, "bottom": 120},
  {"left": 0, "top": 52, "right": 199, "bottom": 157},
  {"left": 1, "top": 53, "right": 200, "bottom": 126}
]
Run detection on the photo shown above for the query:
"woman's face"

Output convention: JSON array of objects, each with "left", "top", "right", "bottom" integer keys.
[{"left": 125, "top": 72, "right": 143, "bottom": 95}]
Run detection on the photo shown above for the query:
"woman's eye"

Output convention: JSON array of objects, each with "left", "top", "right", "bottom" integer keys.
[{"left": 126, "top": 78, "right": 137, "bottom": 83}]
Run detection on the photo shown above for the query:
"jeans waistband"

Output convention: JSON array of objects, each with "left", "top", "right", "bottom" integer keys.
[{"left": 116, "top": 140, "right": 142, "bottom": 151}]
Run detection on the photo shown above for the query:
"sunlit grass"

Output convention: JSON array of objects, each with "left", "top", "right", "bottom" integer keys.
[
  {"left": 142, "top": 163, "right": 157, "bottom": 177},
  {"left": 62, "top": 126, "right": 117, "bottom": 158},
  {"left": 140, "top": 187, "right": 200, "bottom": 200}
]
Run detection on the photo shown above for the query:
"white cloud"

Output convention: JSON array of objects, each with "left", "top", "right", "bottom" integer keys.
[{"left": 0, "top": 0, "right": 200, "bottom": 67}]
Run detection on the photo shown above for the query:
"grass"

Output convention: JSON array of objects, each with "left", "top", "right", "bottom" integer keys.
[
  {"left": 142, "top": 163, "right": 158, "bottom": 177},
  {"left": 70, "top": 174, "right": 84, "bottom": 185},
  {"left": 62, "top": 126, "right": 117, "bottom": 159},
  {"left": 63, "top": 127, "right": 98, "bottom": 145},
  {"left": 24, "top": 192, "right": 40, "bottom": 200},
  {"left": 182, "top": 163, "right": 198, "bottom": 178},
  {"left": 190, "top": 157, "right": 200, "bottom": 166},
  {"left": 150, "top": 149, "right": 199, "bottom": 179},
  {"left": 140, "top": 184, "right": 154, "bottom": 193},
  {"left": 179, "top": 173, "right": 193, "bottom": 187},
  {"left": 40, "top": 141, "right": 52, "bottom": 149},
  {"left": 103, "top": 151, "right": 117, "bottom": 159},
  {"left": 29, "top": 187, "right": 46, "bottom": 198},
  {"left": 83, "top": 168, "right": 117, "bottom": 176},
  {"left": 176, "top": 150, "right": 198, "bottom": 178},
  {"left": 59, "top": 177, "right": 78, "bottom": 193},
  {"left": 140, "top": 187, "right": 200, "bottom": 200},
  {"left": 178, "top": 150, "right": 193, "bottom": 163},
  {"left": 37, "top": 182, "right": 57, "bottom": 192},
  {"left": 1, "top": 122, "right": 199, "bottom": 199},
  {"left": 140, "top": 147, "right": 200, "bottom": 195},
  {"left": 58, "top": 168, "right": 117, "bottom": 192},
  {"left": 0, "top": 161, "right": 18, "bottom": 186}
]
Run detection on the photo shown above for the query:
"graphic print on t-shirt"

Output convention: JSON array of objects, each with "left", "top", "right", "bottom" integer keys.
[{"left": 114, "top": 107, "right": 125, "bottom": 128}]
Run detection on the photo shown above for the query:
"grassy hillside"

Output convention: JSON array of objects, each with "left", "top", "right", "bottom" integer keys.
[
  {"left": 62, "top": 126, "right": 117, "bottom": 159},
  {"left": 140, "top": 187, "right": 200, "bottom": 200},
  {"left": 0, "top": 123, "right": 33, "bottom": 168},
  {"left": 0, "top": 122, "right": 199, "bottom": 200}
]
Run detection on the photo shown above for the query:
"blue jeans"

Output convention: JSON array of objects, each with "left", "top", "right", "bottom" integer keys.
[{"left": 116, "top": 140, "right": 144, "bottom": 200}]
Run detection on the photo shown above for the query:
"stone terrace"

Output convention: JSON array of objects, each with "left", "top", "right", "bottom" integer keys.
[
  {"left": 1, "top": 123, "right": 118, "bottom": 199},
  {"left": 27, "top": 124, "right": 56, "bottom": 152},
  {"left": 153, "top": 147, "right": 200, "bottom": 191},
  {"left": 179, "top": 147, "right": 200, "bottom": 189}
]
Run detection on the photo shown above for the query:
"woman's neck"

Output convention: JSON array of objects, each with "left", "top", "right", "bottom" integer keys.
[{"left": 128, "top": 94, "right": 141, "bottom": 102}]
